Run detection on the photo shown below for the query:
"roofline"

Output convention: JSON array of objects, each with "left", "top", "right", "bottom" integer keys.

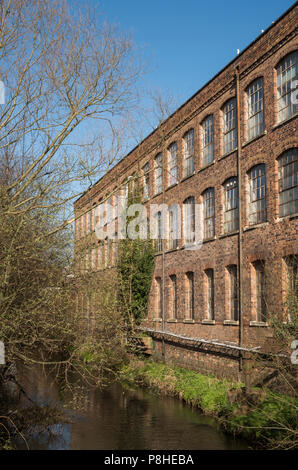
[{"left": 74, "top": 1, "right": 298, "bottom": 205}]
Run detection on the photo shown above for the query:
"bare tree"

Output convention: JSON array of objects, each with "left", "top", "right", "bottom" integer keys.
[
  {"left": 0, "top": 0, "right": 143, "bottom": 378},
  {"left": 0, "top": 0, "right": 141, "bottom": 216}
]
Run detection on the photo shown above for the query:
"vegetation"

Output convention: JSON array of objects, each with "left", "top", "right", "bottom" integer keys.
[
  {"left": 0, "top": 0, "right": 142, "bottom": 448},
  {"left": 117, "top": 176, "right": 156, "bottom": 328},
  {"left": 0, "top": 0, "right": 296, "bottom": 452},
  {"left": 120, "top": 358, "right": 298, "bottom": 449},
  {"left": 224, "top": 391, "right": 297, "bottom": 450},
  {"left": 0, "top": 0, "right": 140, "bottom": 376}
]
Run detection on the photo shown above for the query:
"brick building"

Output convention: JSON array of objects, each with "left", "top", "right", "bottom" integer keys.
[{"left": 74, "top": 3, "right": 298, "bottom": 380}]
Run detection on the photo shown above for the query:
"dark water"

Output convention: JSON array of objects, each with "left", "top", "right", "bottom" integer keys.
[{"left": 15, "top": 364, "right": 249, "bottom": 450}]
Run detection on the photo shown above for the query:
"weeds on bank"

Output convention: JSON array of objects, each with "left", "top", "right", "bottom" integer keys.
[{"left": 120, "top": 358, "right": 298, "bottom": 449}]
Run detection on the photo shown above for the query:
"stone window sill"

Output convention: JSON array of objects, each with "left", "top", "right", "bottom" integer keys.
[
  {"left": 202, "top": 319, "right": 215, "bottom": 325},
  {"left": 223, "top": 320, "right": 239, "bottom": 326},
  {"left": 218, "top": 148, "right": 238, "bottom": 161},
  {"left": 202, "top": 236, "right": 216, "bottom": 244},
  {"left": 242, "top": 130, "right": 267, "bottom": 148},
  {"left": 165, "top": 182, "right": 178, "bottom": 192},
  {"left": 154, "top": 252, "right": 163, "bottom": 257},
  {"left": 181, "top": 242, "right": 197, "bottom": 250},
  {"left": 275, "top": 212, "right": 298, "bottom": 223},
  {"left": 167, "top": 318, "right": 178, "bottom": 323},
  {"left": 165, "top": 247, "right": 179, "bottom": 254},
  {"left": 249, "top": 321, "right": 268, "bottom": 327},
  {"left": 219, "top": 230, "right": 239, "bottom": 239},
  {"left": 181, "top": 172, "right": 196, "bottom": 183},
  {"left": 272, "top": 113, "right": 298, "bottom": 131},
  {"left": 153, "top": 318, "right": 162, "bottom": 322},
  {"left": 151, "top": 191, "right": 163, "bottom": 199},
  {"left": 243, "top": 221, "right": 269, "bottom": 232},
  {"left": 183, "top": 319, "right": 195, "bottom": 324},
  {"left": 197, "top": 161, "right": 215, "bottom": 173}
]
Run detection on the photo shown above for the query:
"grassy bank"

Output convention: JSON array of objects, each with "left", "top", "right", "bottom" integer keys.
[{"left": 119, "top": 358, "right": 297, "bottom": 450}]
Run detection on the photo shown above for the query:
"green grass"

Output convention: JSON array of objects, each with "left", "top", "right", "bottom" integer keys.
[
  {"left": 120, "top": 359, "right": 240, "bottom": 414},
  {"left": 120, "top": 358, "right": 298, "bottom": 449},
  {"left": 224, "top": 391, "right": 298, "bottom": 448}
]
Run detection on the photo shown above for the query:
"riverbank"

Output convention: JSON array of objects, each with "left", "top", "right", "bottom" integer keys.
[
  {"left": 119, "top": 358, "right": 297, "bottom": 450},
  {"left": 1, "top": 362, "right": 249, "bottom": 450}
]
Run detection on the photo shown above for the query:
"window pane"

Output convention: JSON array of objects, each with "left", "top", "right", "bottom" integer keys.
[
  {"left": 228, "top": 265, "right": 238, "bottom": 321},
  {"left": 224, "top": 177, "right": 238, "bottom": 233},
  {"left": 170, "top": 275, "right": 177, "bottom": 318},
  {"left": 206, "top": 269, "right": 214, "bottom": 320},
  {"left": 202, "top": 115, "right": 214, "bottom": 166},
  {"left": 276, "top": 51, "right": 298, "bottom": 123},
  {"left": 278, "top": 148, "right": 298, "bottom": 217},
  {"left": 156, "top": 278, "right": 162, "bottom": 318},
  {"left": 183, "top": 197, "right": 195, "bottom": 244},
  {"left": 155, "top": 153, "right": 163, "bottom": 194},
  {"left": 254, "top": 261, "right": 267, "bottom": 322},
  {"left": 183, "top": 129, "right": 194, "bottom": 177},
  {"left": 249, "top": 164, "right": 267, "bottom": 224},
  {"left": 186, "top": 272, "right": 194, "bottom": 319},
  {"left": 168, "top": 142, "right": 178, "bottom": 186},
  {"left": 223, "top": 99, "right": 237, "bottom": 154},
  {"left": 143, "top": 162, "right": 150, "bottom": 200},
  {"left": 169, "top": 206, "right": 179, "bottom": 250},
  {"left": 157, "top": 211, "right": 163, "bottom": 252},
  {"left": 203, "top": 188, "right": 215, "bottom": 238},
  {"left": 247, "top": 78, "right": 264, "bottom": 140}
]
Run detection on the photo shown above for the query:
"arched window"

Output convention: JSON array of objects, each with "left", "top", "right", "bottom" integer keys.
[
  {"left": 186, "top": 272, "right": 194, "bottom": 319},
  {"left": 97, "top": 241, "right": 103, "bottom": 268},
  {"left": 205, "top": 269, "right": 214, "bottom": 320},
  {"left": 168, "top": 204, "right": 179, "bottom": 250},
  {"left": 246, "top": 77, "right": 264, "bottom": 140},
  {"left": 169, "top": 274, "right": 177, "bottom": 319},
  {"left": 183, "top": 196, "right": 195, "bottom": 245},
  {"left": 227, "top": 265, "right": 238, "bottom": 321},
  {"left": 276, "top": 51, "right": 298, "bottom": 123},
  {"left": 252, "top": 260, "right": 267, "bottom": 322},
  {"left": 156, "top": 211, "right": 163, "bottom": 252},
  {"left": 154, "top": 153, "right": 163, "bottom": 194},
  {"left": 201, "top": 115, "right": 214, "bottom": 166},
  {"left": 168, "top": 142, "right": 178, "bottom": 186},
  {"left": 248, "top": 164, "right": 266, "bottom": 225},
  {"left": 222, "top": 98, "right": 237, "bottom": 154},
  {"left": 104, "top": 237, "right": 110, "bottom": 267},
  {"left": 224, "top": 177, "right": 238, "bottom": 233},
  {"left": 203, "top": 188, "right": 215, "bottom": 238},
  {"left": 156, "top": 277, "right": 163, "bottom": 318},
  {"left": 142, "top": 162, "right": 150, "bottom": 200},
  {"left": 183, "top": 129, "right": 194, "bottom": 178},
  {"left": 278, "top": 148, "right": 298, "bottom": 217}
]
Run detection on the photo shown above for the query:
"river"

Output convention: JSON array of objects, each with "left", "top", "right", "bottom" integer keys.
[{"left": 14, "top": 363, "right": 249, "bottom": 450}]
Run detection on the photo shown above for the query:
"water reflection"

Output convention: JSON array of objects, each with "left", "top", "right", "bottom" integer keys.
[{"left": 16, "top": 365, "right": 248, "bottom": 450}]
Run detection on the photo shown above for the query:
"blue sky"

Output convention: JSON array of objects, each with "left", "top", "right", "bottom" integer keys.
[
  {"left": 98, "top": 0, "right": 295, "bottom": 107},
  {"left": 69, "top": 0, "right": 295, "bottom": 196}
]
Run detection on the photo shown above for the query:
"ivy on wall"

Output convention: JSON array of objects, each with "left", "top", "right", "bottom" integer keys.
[{"left": 117, "top": 174, "right": 155, "bottom": 327}]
